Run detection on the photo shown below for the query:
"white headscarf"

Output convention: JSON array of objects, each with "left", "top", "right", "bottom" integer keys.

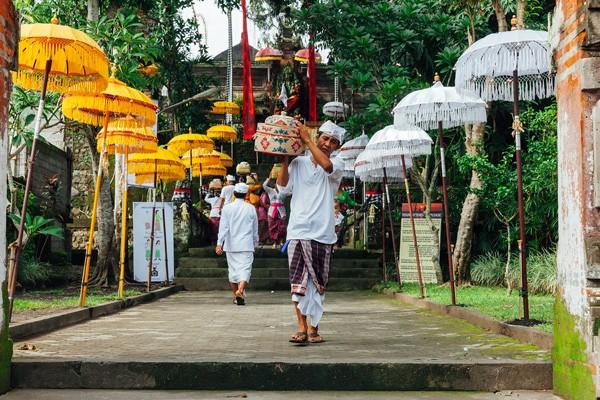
[{"left": 319, "top": 120, "right": 346, "bottom": 143}]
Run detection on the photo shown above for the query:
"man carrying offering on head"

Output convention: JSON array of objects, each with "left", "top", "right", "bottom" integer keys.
[{"left": 277, "top": 120, "right": 346, "bottom": 344}]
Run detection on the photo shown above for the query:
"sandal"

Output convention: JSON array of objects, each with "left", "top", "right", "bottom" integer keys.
[
  {"left": 308, "top": 332, "right": 325, "bottom": 344},
  {"left": 289, "top": 331, "right": 308, "bottom": 344},
  {"left": 235, "top": 295, "right": 245, "bottom": 306}
]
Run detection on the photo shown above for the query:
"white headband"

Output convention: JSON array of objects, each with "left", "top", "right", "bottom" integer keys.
[{"left": 319, "top": 120, "right": 346, "bottom": 143}]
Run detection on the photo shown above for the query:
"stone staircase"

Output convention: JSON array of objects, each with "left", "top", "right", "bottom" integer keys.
[{"left": 175, "top": 247, "right": 382, "bottom": 291}]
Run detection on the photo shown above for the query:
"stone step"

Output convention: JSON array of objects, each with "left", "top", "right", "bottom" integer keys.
[
  {"left": 176, "top": 267, "right": 381, "bottom": 279},
  {"left": 176, "top": 257, "right": 380, "bottom": 270},
  {"left": 188, "top": 247, "right": 378, "bottom": 259},
  {"left": 175, "top": 277, "right": 379, "bottom": 291},
  {"left": 11, "top": 360, "right": 552, "bottom": 391}
]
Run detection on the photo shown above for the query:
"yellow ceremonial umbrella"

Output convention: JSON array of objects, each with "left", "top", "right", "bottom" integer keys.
[
  {"left": 63, "top": 66, "right": 157, "bottom": 306},
  {"left": 167, "top": 128, "right": 214, "bottom": 200},
  {"left": 211, "top": 101, "right": 240, "bottom": 115},
  {"left": 128, "top": 149, "right": 186, "bottom": 291},
  {"left": 95, "top": 124, "right": 158, "bottom": 298},
  {"left": 216, "top": 151, "right": 233, "bottom": 168},
  {"left": 207, "top": 124, "right": 237, "bottom": 141},
  {"left": 8, "top": 16, "right": 110, "bottom": 319},
  {"left": 202, "top": 164, "right": 228, "bottom": 178}
]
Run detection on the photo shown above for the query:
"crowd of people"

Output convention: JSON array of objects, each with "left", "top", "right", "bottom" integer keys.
[{"left": 204, "top": 120, "right": 348, "bottom": 345}]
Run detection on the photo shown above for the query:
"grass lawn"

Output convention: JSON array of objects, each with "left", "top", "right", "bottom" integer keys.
[
  {"left": 379, "top": 282, "right": 554, "bottom": 333},
  {"left": 11, "top": 287, "right": 146, "bottom": 323}
]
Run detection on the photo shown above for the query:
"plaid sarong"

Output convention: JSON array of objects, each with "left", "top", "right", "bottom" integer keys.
[{"left": 288, "top": 240, "right": 332, "bottom": 296}]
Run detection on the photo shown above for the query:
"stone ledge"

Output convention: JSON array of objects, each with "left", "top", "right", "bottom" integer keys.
[
  {"left": 11, "top": 360, "right": 552, "bottom": 391},
  {"left": 379, "top": 288, "right": 553, "bottom": 351},
  {"left": 9, "top": 285, "right": 184, "bottom": 341}
]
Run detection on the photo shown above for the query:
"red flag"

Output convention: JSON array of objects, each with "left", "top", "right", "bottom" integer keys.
[
  {"left": 242, "top": 0, "right": 256, "bottom": 140},
  {"left": 307, "top": 37, "right": 317, "bottom": 123}
]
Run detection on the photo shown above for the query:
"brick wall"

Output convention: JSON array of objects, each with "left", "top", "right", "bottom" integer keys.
[
  {"left": 553, "top": 0, "right": 600, "bottom": 398},
  {"left": 0, "top": 0, "right": 17, "bottom": 393}
]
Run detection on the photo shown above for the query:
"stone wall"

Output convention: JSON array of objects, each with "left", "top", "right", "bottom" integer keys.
[
  {"left": 553, "top": 0, "right": 600, "bottom": 398},
  {"left": 0, "top": 0, "right": 17, "bottom": 393}
]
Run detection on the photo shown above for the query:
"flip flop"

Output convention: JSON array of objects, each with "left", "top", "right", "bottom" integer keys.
[
  {"left": 235, "top": 295, "right": 245, "bottom": 306},
  {"left": 289, "top": 332, "right": 308, "bottom": 344},
  {"left": 308, "top": 332, "right": 325, "bottom": 343}
]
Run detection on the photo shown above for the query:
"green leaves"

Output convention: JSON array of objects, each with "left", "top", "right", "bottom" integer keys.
[{"left": 9, "top": 213, "right": 64, "bottom": 241}]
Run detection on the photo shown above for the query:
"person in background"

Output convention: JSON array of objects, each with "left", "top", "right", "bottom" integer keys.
[
  {"left": 217, "top": 175, "right": 236, "bottom": 212},
  {"left": 258, "top": 189, "right": 271, "bottom": 245},
  {"left": 216, "top": 182, "right": 259, "bottom": 306},
  {"left": 334, "top": 200, "right": 345, "bottom": 248},
  {"left": 205, "top": 178, "right": 223, "bottom": 245},
  {"left": 263, "top": 176, "right": 287, "bottom": 248}
]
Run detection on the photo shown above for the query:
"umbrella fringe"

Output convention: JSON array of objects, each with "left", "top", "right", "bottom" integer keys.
[
  {"left": 394, "top": 107, "right": 488, "bottom": 130},
  {"left": 63, "top": 95, "right": 156, "bottom": 127},
  {"left": 13, "top": 70, "right": 106, "bottom": 94},
  {"left": 455, "top": 41, "right": 555, "bottom": 101}
]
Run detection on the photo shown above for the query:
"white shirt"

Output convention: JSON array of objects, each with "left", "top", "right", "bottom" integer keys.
[
  {"left": 278, "top": 155, "right": 344, "bottom": 244},
  {"left": 335, "top": 212, "right": 344, "bottom": 227},
  {"left": 217, "top": 198, "right": 259, "bottom": 252},
  {"left": 219, "top": 185, "right": 235, "bottom": 208},
  {"left": 205, "top": 194, "right": 221, "bottom": 218},
  {"left": 263, "top": 179, "right": 287, "bottom": 218}
]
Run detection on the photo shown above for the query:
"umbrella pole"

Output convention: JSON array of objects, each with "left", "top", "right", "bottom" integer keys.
[
  {"left": 363, "top": 182, "right": 367, "bottom": 250},
  {"left": 118, "top": 149, "right": 129, "bottom": 298},
  {"left": 189, "top": 148, "right": 193, "bottom": 202},
  {"left": 161, "top": 182, "right": 170, "bottom": 286},
  {"left": 147, "top": 160, "right": 158, "bottom": 292},
  {"left": 383, "top": 168, "right": 401, "bottom": 286},
  {"left": 8, "top": 59, "right": 53, "bottom": 319},
  {"left": 380, "top": 183, "right": 387, "bottom": 282},
  {"left": 438, "top": 121, "right": 456, "bottom": 305},
  {"left": 353, "top": 175, "right": 358, "bottom": 249},
  {"left": 79, "top": 110, "right": 110, "bottom": 307},
  {"left": 401, "top": 155, "right": 425, "bottom": 298},
  {"left": 513, "top": 68, "right": 529, "bottom": 320}
]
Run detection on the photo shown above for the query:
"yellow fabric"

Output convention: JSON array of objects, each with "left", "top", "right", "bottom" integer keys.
[
  {"left": 211, "top": 101, "right": 240, "bottom": 115},
  {"left": 215, "top": 151, "right": 233, "bottom": 168},
  {"left": 207, "top": 124, "right": 237, "bottom": 141},
  {"left": 167, "top": 128, "right": 214, "bottom": 155},
  {"left": 62, "top": 71, "right": 157, "bottom": 127},
  {"left": 14, "top": 19, "right": 109, "bottom": 94},
  {"left": 201, "top": 164, "right": 227, "bottom": 178},
  {"left": 128, "top": 148, "right": 186, "bottom": 178}
]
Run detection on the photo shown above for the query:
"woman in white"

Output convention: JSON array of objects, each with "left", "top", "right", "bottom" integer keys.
[
  {"left": 215, "top": 182, "right": 259, "bottom": 305},
  {"left": 262, "top": 177, "right": 287, "bottom": 248}
]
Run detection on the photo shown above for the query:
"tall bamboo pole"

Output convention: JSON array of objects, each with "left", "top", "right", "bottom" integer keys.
[
  {"left": 147, "top": 159, "right": 158, "bottom": 292},
  {"left": 438, "top": 121, "right": 457, "bottom": 305},
  {"left": 383, "top": 168, "right": 401, "bottom": 285},
  {"left": 79, "top": 109, "right": 110, "bottom": 307},
  {"left": 118, "top": 149, "right": 129, "bottom": 298},
  {"left": 160, "top": 185, "right": 170, "bottom": 285},
  {"left": 9, "top": 60, "right": 53, "bottom": 319},
  {"left": 400, "top": 155, "right": 425, "bottom": 298},
  {"left": 513, "top": 66, "right": 529, "bottom": 320}
]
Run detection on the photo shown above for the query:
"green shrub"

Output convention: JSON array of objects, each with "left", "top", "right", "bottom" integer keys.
[{"left": 471, "top": 248, "right": 556, "bottom": 295}]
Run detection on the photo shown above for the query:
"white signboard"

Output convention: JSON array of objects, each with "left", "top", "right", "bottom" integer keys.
[{"left": 133, "top": 202, "right": 175, "bottom": 283}]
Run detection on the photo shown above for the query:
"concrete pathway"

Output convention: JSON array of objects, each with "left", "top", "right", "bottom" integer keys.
[
  {"left": 4, "top": 389, "right": 561, "bottom": 399},
  {"left": 11, "top": 291, "right": 551, "bottom": 391}
]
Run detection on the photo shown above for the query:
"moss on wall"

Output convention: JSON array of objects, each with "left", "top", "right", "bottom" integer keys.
[
  {"left": 553, "top": 296, "right": 596, "bottom": 400},
  {"left": 0, "top": 281, "right": 13, "bottom": 393}
]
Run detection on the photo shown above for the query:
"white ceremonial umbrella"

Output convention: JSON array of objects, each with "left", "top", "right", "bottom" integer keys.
[
  {"left": 393, "top": 74, "right": 487, "bottom": 305},
  {"left": 363, "top": 125, "right": 433, "bottom": 297},
  {"left": 354, "top": 150, "right": 410, "bottom": 285},
  {"left": 339, "top": 133, "right": 369, "bottom": 242},
  {"left": 323, "top": 101, "right": 349, "bottom": 119},
  {"left": 454, "top": 16, "right": 555, "bottom": 320}
]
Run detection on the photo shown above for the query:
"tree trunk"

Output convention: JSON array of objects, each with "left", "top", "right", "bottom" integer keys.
[
  {"left": 84, "top": 127, "right": 118, "bottom": 286},
  {"left": 87, "top": 0, "right": 99, "bottom": 22},
  {"left": 452, "top": 122, "right": 485, "bottom": 284},
  {"left": 491, "top": 0, "right": 508, "bottom": 32},
  {"left": 517, "top": 0, "right": 526, "bottom": 28}
]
